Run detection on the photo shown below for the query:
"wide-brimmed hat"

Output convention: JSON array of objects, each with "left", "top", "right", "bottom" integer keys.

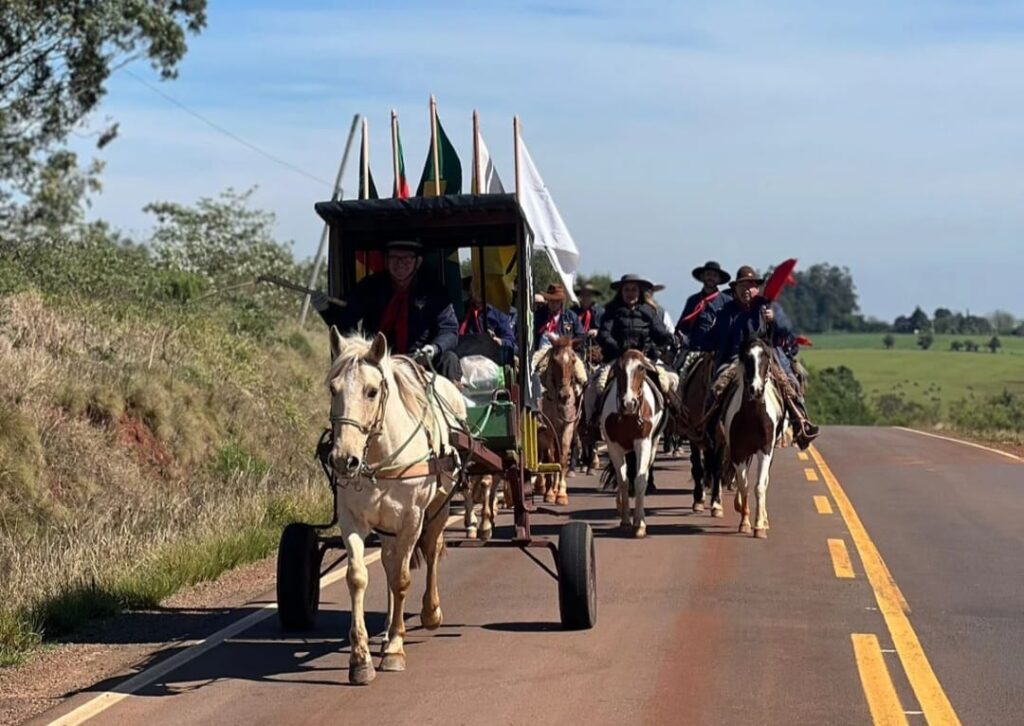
[
  {"left": 691, "top": 261, "right": 730, "bottom": 285},
  {"left": 610, "top": 273, "right": 654, "bottom": 291},
  {"left": 574, "top": 282, "right": 603, "bottom": 297},
  {"left": 652, "top": 282, "right": 666, "bottom": 293},
  {"left": 730, "top": 265, "right": 764, "bottom": 286},
  {"left": 385, "top": 239, "right": 423, "bottom": 254},
  {"left": 540, "top": 283, "right": 568, "bottom": 302}
]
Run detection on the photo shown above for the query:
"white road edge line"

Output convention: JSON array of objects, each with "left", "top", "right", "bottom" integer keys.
[
  {"left": 48, "top": 515, "right": 462, "bottom": 726},
  {"left": 893, "top": 427, "right": 1023, "bottom": 463}
]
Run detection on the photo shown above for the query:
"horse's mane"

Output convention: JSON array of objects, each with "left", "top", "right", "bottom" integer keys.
[{"left": 326, "top": 333, "right": 429, "bottom": 418}]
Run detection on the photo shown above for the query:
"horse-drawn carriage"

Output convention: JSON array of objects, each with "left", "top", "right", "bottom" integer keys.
[{"left": 275, "top": 193, "right": 596, "bottom": 682}]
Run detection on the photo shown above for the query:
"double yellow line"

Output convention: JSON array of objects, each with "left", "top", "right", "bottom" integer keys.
[{"left": 807, "top": 446, "right": 961, "bottom": 726}]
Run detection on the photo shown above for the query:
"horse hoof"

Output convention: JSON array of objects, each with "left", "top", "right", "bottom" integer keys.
[
  {"left": 693, "top": 502, "right": 706, "bottom": 513},
  {"left": 566, "top": 469, "right": 576, "bottom": 478},
  {"left": 349, "top": 662, "right": 376, "bottom": 685},
  {"left": 739, "top": 523, "right": 752, "bottom": 534},
  {"left": 379, "top": 653, "right": 406, "bottom": 672},
  {"left": 533, "top": 484, "right": 545, "bottom": 496},
  {"left": 479, "top": 527, "right": 493, "bottom": 542},
  {"left": 754, "top": 528, "right": 768, "bottom": 539},
  {"left": 711, "top": 507, "right": 724, "bottom": 519},
  {"left": 466, "top": 526, "right": 477, "bottom": 540},
  {"left": 543, "top": 490, "right": 557, "bottom": 504},
  {"left": 556, "top": 493, "right": 569, "bottom": 505},
  {"left": 421, "top": 606, "right": 443, "bottom": 631},
  {"left": 619, "top": 521, "right": 632, "bottom": 532},
  {"left": 633, "top": 525, "right": 647, "bottom": 539}
]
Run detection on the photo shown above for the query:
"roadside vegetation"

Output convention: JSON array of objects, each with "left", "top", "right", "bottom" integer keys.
[{"left": 0, "top": 192, "right": 332, "bottom": 667}]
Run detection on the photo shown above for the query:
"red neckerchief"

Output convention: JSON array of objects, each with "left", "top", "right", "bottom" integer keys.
[
  {"left": 379, "top": 287, "right": 410, "bottom": 353},
  {"left": 680, "top": 290, "right": 720, "bottom": 325},
  {"left": 579, "top": 307, "right": 593, "bottom": 332},
  {"left": 460, "top": 303, "right": 483, "bottom": 336},
  {"left": 543, "top": 309, "right": 561, "bottom": 334}
]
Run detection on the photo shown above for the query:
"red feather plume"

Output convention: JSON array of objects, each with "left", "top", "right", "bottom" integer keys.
[{"left": 763, "top": 258, "right": 798, "bottom": 301}]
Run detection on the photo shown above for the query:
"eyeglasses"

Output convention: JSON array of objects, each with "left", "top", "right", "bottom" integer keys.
[{"left": 388, "top": 253, "right": 417, "bottom": 264}]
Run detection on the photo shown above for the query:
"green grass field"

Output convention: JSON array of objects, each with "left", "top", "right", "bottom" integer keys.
[{"left": 801, "top": 333, "right": 1024, "bottom": 412}]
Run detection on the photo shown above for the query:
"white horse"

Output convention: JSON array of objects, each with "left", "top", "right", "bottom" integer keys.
[
  {"left": 599, "top": 350, "right": 667, "bottom": 538},
  {"left": 721, "top": 338, "right": 785, "bottom": 539},
  {"left": 327, "top": 330, "right": 466, "bottom": 684}
]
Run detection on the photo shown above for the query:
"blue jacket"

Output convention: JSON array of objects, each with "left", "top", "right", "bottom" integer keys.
[
  {"left": 318, "top": 272, "right": 458, "bottom": 355},
  {"left": 459, "top": 304, "right": 516, "bottom": 351},
  {"left": 710, "top": 297, "right": 793, "bottom": 369},
  {"left": 533, "top": 306, "right": 583, "bottom": 349},
  {"left": 684, "top": 290, "right": 731, "bottom": 351},
  {"left": 570, "top": 302, "right": 605, "bottom": 333}
]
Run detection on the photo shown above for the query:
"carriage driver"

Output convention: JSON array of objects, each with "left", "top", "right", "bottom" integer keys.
[
  {"left": 311, "top": 240, "right": 462, "bottom": 381},
  {"left": 706, "top": 265, "right": 820, "bottom": 448}
]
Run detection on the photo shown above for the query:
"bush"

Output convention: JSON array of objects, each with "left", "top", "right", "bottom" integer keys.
[
  {"left": 806, "top": 366, "right": 875, "bottom": 425},
  {"left": 949, "top": 391, "right": 1024, "bottom": 433},
  {"left": 873, "top": 392, "right": 939, "bottom": 427}
]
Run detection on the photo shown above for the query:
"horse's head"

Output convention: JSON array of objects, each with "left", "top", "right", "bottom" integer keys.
[
  {"left": 739, "top": 337, "right": 772, "bottom": 402},
  {"left": 326, "top": 329, "right": 390, "bottom": 478},
  {"left": 614, "top": 350, "right": 655, "bottom": 416},
  {"left": 545, "top": 337, "right": 581, "bottom": 407}
]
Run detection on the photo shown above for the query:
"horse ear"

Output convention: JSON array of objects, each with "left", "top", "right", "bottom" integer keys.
[
  {"left": 368, "top": 332, "right": 388, "bottom": 362},
  {"left": 329, "top": 326, "right": 344, "bottom": 359},
  {"left": 641, "top": 357, "right": 658, "bottom": 373}
]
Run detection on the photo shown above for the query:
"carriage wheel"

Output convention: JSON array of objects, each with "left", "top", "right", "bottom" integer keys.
[
  {"left": 557, "top": 521, "right": 597, "bottom": 630},
  {"left": 276, "top": 523, "right": 323, "bottom": 631}
]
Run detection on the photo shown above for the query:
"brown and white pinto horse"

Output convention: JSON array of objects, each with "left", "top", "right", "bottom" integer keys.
[
  {"left": 600, "top": 350, "right": 666, "bottom": 538},
  {"left": 534, "top": 338, "right": 585, "bottom": 505},
  {"left": 721, "top": 338, "right": 785, "bottom": 539}
]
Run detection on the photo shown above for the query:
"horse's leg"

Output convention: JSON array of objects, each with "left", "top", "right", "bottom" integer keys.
[
  {"left": 419, "top": 493, "right": 449, "bottom": 631},
  {"left": 608, "top": 447, "right": 630, "bottom": 529},
  {"left": 479, "top": 475, "right": 494, "bottom": 541},
  {"left": 463, "top": 478, "right": 478, "bottom": 539},
  {"left": 752, "top": 450, "right": 772, "bottom": 539},
  {"left": 690, "top": 445, "right": 705, "bottom": 512},
  {"left": 557, "top": 423, "right": 573, "bottom": 505},
  {"left": 707, "top": 445, "right": 724, "bottom": 518},
  {"left": 735, "top": 460, "right": 752, "bottom": 534},
  {"left": 633, "top": 440, "right": 653, "bottom": 539},
  {"left": 342, "top": 525, "right": 375, "bottom": 684},
  {"left": 379, "top": 530, "right": 415, "bottom": 672}
]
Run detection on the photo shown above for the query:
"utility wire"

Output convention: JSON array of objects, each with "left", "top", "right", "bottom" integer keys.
[{"left": 121, "top": 68, "right": 332, "bottom": 187}]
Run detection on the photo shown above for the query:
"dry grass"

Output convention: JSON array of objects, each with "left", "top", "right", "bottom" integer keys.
[{"left": 0, "top": 292, "right": 332, "bottom": 665}]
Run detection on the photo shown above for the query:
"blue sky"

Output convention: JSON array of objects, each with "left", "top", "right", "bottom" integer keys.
[{"left": 79, "top": 0, "right": 1024, "bottom": 320}]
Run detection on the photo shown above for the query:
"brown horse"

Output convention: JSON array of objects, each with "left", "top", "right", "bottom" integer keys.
[
  {"left": 672, "top": 352, "right": 725, "bottom": 517},
  {"left": 533, "top": 338, "right": 585, "bottom": 504}
]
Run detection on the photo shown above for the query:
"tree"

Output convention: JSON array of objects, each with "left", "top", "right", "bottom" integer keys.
[
  {"left": 917, "top": 331, "right": 934, "bottom": 350},
  {"left": 531, "top": 252, "right": 560, "bottom": 294},
  {"left": 908, "top": 306, "right": 931, "bottom": 333},
  {"left": 1, "top": 1, "right": 207, "bottom": 220},
  {"left": 933, "top": 307, "right": 954, "bottom": 334},
  {"left": 883, "top": 334, "right": 895, "bottom": 350},
  {"left": 774, "top": 263, "right": 859, "bottom": 333},
  {"left": 950, "top": 340, "right": 963, "bottom": 352},
  {"left": 988, "top": 336, "right": 1002, "bottom": 354},
  {"left": 989, "top": 310, "right": 1016, "bottom": 334}
]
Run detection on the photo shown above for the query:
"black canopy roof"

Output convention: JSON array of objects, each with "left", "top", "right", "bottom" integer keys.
[{"left": 315, "top": 194, "right": 529, "bottom": 251}]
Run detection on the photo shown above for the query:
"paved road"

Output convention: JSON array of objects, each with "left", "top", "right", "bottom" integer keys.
[{"left": 35, "top": 427, "right": 1023, "bottom": 725}]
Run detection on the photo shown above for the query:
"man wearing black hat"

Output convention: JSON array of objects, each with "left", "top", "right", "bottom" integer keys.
[
  {"left": 706, "top": 265, "right": 819, "bottom": 447},
  {"left": 311, "top": 240, "right": 462, "bottom": 381},
  {"left": 676, "top": 261, "right": 731, "bottom": 351}
]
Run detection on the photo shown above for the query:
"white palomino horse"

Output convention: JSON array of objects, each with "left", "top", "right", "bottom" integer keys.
[
  {"left": 721, "top": 338, "right": 785, "bottom": 539},
  {"left": 599, "top": 350, "right": 668, "bottom": 538},
  {"left": 327, "top": 330, "right": 466, "bottom": 684}
]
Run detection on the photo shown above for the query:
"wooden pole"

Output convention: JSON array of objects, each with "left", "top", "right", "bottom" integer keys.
[
  {"left": 430, "top": 95, "right": 441, "bottom": 196},
  {"left": 299, "top": 113, "right": 359, "bottom": 325},
  {"left": 361, "top": 116, "right": 370, "bottom": 199},
  {"left": 472, "top": 110, "right": 481, "bottom": 195},
  {"left": 513, "top": 115, "right": 522, "bottom": 200},
  {"left": 390, "top": 109, "right": 400, "bottom": 198}
]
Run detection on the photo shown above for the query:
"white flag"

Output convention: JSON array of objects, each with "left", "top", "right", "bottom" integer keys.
[
  {"left": 477, "top": 132, "right": 505, "bottom": 194},
  {"left": 517, "top": 137, "right": 580, "bottom": 303}
]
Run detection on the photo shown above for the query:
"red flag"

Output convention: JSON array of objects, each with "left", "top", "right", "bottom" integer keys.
[
  {"left": 795, "top": 335, "right": 814, "bottom": 347},
  {"left": 679, "top": 291, "right": 721, "bottom": 326},
  {"left": 763, "top": 258, "right": 797, "bottom": 301}
]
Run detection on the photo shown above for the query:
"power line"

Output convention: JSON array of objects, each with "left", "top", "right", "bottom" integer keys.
[{"left": 121, "top": 68, "right": 332, "bottom": 187}]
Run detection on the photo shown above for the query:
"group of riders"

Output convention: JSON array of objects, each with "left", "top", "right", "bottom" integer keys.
[{"left": 310, "top": 240, "right": 820, "bottom": 460}]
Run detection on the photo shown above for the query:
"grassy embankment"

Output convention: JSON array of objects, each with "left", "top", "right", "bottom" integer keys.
[{"left": 0, "top": 238, "right": 333, "bottom": 666}]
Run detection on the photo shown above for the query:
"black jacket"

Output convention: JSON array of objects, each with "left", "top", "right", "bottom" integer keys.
[
  {"left": 318, "top": 273, "right": 458, "bottom": 355},
  {"left": 597, "top": 300, "right": 671, "bottom": 361}
]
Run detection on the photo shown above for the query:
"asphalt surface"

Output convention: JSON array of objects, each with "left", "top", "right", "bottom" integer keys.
[{"left": 34, "top": 427, "right": 1023, "bottom": 726}]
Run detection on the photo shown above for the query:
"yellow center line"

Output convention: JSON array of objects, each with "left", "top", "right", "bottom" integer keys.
[
  {"left": 813, "top": 495, "right": 833, "bottom": 515},
  {"left": 828, "top": 538, "right": 856, "bottom": 578},
  {"left": 797, "top": 451, "right": 810, "bottom": 461},
  {"left": 810, "top": 445, "right": 961, "bottom": 726},
  {"left": 852, "top": 634, "right": 910, "bottom": 726},
  {"left": 804, "top": 467, "right": 820, "bottom": 482}
]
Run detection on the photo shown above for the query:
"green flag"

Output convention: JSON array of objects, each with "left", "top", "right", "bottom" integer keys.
[{"left": 416, "top": 114, "right": 462, "bottom": 196}]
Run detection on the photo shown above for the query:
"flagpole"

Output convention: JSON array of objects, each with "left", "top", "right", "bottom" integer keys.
[
  {"left": 390, "top": 109, "right": 400, "bottom": 198},
  {"left": 430, "top": 95, "right": 441, "bottom": 196},
  {"left": 361, "top": 117, "right": 370, "bottom": 199},
  {"left": 472, "top": 110, "right": 481, "bottom": 195},
  {"left": 513, "top": 115, "right": 522, "bottom": 200}
]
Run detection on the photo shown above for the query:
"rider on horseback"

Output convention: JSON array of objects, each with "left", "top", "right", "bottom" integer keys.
[
  {"left": 677, "top": 261, "right": 732, "bottom": 350},
  {"left": 706, "top": 265, "right": 820, "bottom": 448}
]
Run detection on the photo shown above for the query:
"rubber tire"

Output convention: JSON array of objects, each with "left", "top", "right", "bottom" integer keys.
[
  {"left": 557, "top": 521, "right": 597, "bottom": 630},
  {"left": 277, "top": 523, "right": 322, "bottom": 631}
]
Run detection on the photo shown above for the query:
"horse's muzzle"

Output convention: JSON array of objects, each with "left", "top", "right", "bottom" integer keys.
[{"left": 330, "top": 449, "right": 361, "bottom": 477}]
